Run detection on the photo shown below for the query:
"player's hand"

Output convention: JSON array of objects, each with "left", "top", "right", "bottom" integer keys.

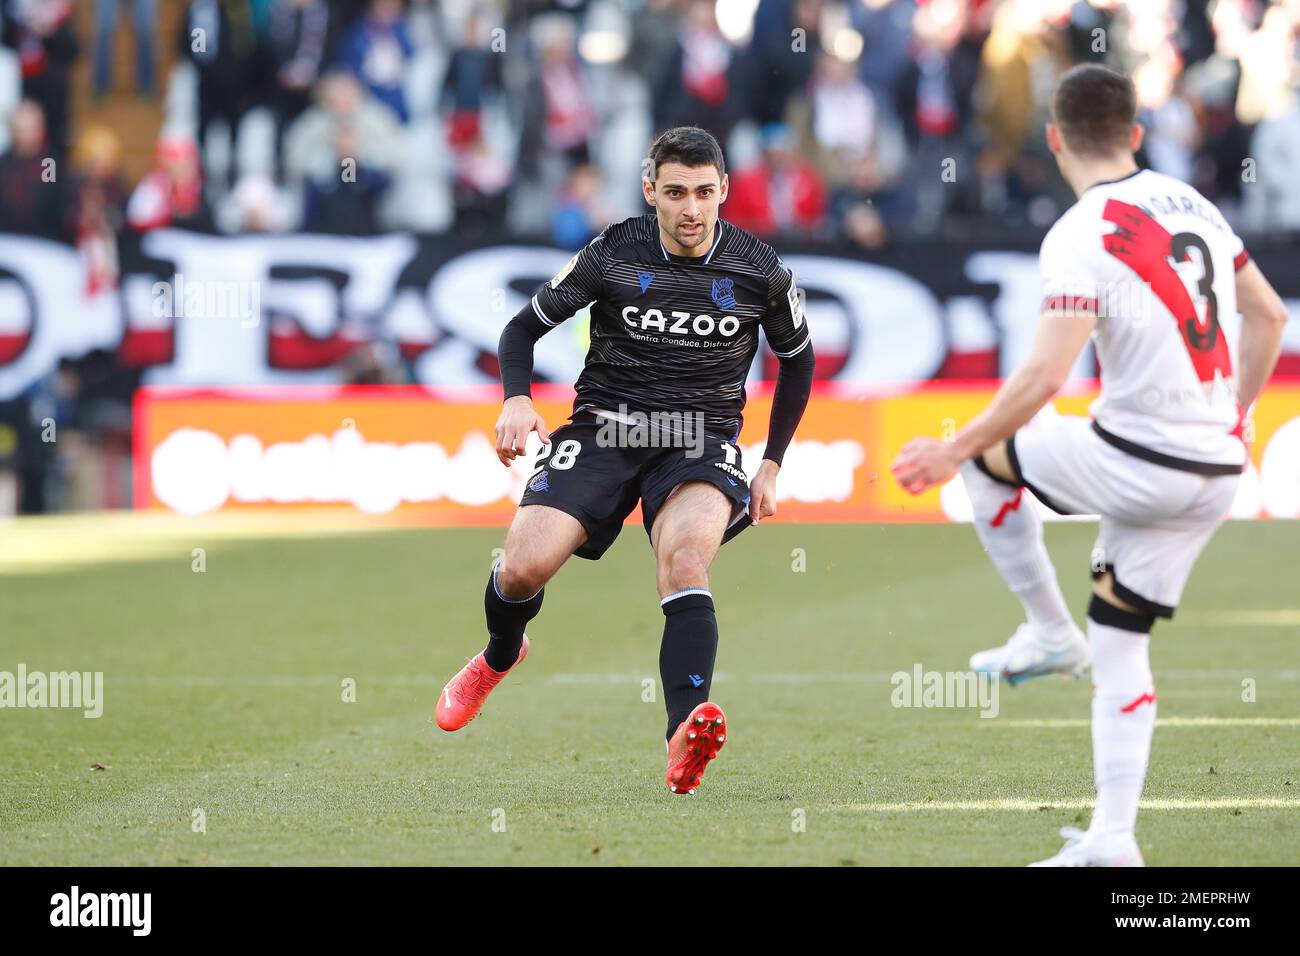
[
  {"left": 494, "top": 396, "right": 551, "bottom": 467},
  {"left": 1231, "top": 402, "right": 1254, "bottom": 453},
  {"left": 749, "top": 459, "right": 780, "bottom": 525},
  {"left": 890, "top": 437, "right": 962, "bottom": 496}
]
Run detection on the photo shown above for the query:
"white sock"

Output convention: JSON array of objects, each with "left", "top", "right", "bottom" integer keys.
[
  {"left": 1088, "top": 618, "right": 1156, "bottom": 838},
  {"left": 959, "top": 459, "right": 1074, "bottom": 637}
]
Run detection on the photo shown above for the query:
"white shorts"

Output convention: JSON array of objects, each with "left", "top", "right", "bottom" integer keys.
[{"left": 1006, "top": 411, "right": 1239, "bottom": 618}]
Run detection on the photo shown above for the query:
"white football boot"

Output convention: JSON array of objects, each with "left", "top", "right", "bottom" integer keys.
[
  {"left": 970, "top": 622, "right": 1090, "bottom": 685},
  {"left": 1029, "top": 827, "right": 1145, "bottom": 867}
]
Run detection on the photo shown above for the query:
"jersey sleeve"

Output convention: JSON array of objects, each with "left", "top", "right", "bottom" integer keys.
[
  {"left": 530, "top": 230, "right": 608, "bottom": 328},
  {"left": 1229, "top": 230, "right": 1250, "bottom": 271},
  {"left": 1039, "top": 221, "right": 1100, "bottom": 320},
  {"left": 761, "top": 257, "right": 812, "bottom": 358}
]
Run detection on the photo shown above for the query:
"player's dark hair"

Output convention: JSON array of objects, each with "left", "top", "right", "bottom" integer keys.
[
  {"left": 1052, "top": 64, "right": 1137, "bottom": 156},
  {"left": 645, "top": 127, "right": 726, "bottom": 183}
]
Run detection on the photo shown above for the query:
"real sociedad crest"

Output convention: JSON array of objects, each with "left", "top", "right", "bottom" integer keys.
[{"left": 711, "top": 277, "right": 737, "bottom": 310}]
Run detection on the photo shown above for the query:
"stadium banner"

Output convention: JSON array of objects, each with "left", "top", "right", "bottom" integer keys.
[
  {"left": 3, "top": 230, "right": 1300, "bottom": 401},
  {"left": 134, "top": 382, "right": 1300, "bottom": 523}
]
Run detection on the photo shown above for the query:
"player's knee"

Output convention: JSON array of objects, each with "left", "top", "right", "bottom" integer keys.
[
  {"left": 1088, "top": 580, "right": 1157, "bottom": 634},
  {"left": 660, "top": 545, "right": 709, "bottom": 592},
  {"left": 976, "top": 441, "right": 1018, "bottom": 486},
  {"left": 496, "top": 560, "right": 549, "bottom": 600}
]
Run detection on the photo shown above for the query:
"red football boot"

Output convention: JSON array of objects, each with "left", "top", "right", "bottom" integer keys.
[
  {"left": 434, "top": 636, "right": 530, "bottom": 731},
  {"left": 665, "top": 702, "right": 727, "bottom": 794}
]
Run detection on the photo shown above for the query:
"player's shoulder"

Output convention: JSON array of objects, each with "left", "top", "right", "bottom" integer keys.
[
  {"left": 1038, "top": 171, "right": 1151, "bottom": 259},
  {"left": 592, "top": 214, "right": 660, "bottom": 255},
  {"left": 1039, "top": 200, "right": 1095, "bottom": 262},
  {"left": 716, "top": 219, "right": 786, "bottom": 280}
]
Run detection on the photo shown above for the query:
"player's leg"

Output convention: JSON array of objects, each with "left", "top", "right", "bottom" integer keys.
[
  {"left": 651, "top": 481, "right": 732, "bottom": 733},
  {"left": 1082, "top": 569, "right": 1155, "bottom": 852},
  {"left": 650, "top": 481, "right": 733, "bottom": 795},
  {"left": 435, "top": 415, "right": 641, "bottom": 732},
  {"left": 960, "top": 430, "right": 1085, "bottom": 681},
  {"left": 483, "top": 504, "right": 588, "bottom": 669},
  {"left": 1034, "top": 473, "right": 1236, "bottom": 866},
  {"left": 1033, "top": 563, "right": 1155, "bottom": 866},
  {"left": 435, "top": 504, "right": 586, "bottom": 732}
]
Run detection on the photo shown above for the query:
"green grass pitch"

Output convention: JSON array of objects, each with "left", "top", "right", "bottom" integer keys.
[{"left": 1, "top": 517, "right": 1296, "bottom": 865}]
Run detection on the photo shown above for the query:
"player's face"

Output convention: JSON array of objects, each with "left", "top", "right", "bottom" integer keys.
[{"left": 644, "top": 163, "right": 729, "bottom": 256}]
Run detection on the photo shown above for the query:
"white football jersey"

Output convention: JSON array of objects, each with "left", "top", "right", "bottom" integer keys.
[{"left": 1039, "top": 168, "right": 1248, "bottom": 470}]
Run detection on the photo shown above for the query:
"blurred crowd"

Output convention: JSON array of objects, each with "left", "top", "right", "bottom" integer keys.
[
  {"left": 0, "top": 0, "right": 1296, "bottom": 265},
  {"left": 1, "top": 0, "right": 1299, "bottom": 513}
]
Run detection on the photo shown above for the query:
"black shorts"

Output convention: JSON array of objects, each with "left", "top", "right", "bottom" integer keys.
[{"left": 518, "top": 411, "right": 753, "bottom": 560}]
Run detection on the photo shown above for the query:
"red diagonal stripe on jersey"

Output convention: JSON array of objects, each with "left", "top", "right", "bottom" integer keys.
[
  {"left": 1101, "top": 199, "right": 1231, "bottom": 383},
  {"left": 1120, "top": 691, "right": 1157, "bottom": 713},
  {"left": 989, "top": 488, "right": 1023, "bottom": 528}
]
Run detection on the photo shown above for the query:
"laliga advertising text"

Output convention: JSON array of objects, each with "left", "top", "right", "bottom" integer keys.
[{"left": 49, "top": 886, "right": 151, "bottom": 936}]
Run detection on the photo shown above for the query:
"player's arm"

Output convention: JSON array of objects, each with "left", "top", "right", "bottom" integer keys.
[
  {"left": 1234, "top": 258, "right": 1289, "bottom": 410},
  {"left": 751, "top": 261, "right": 815, "bottom": 523},
  {"left": 495, "top": 235, "right": 607, "bottom": 466},
  {"left": 952, "top": 305, "right": 1095, "bottom": 460},
  {"left": 891, "top": 304, "right": 1095, "bottom": 494},
  {"left": 496, "top": 311, "right": 554, "bottom": 466}
]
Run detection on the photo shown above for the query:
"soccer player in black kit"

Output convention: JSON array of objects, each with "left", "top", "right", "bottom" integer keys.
[{"left": 434, "top": 127, "right": 815, "bottom": 795}]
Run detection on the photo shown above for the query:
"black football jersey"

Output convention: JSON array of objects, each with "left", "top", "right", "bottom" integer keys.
[{"left": 528, "top": 214, "right": 810, "bottom": 439}]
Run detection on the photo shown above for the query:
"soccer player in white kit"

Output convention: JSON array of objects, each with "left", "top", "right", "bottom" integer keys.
[{"left": 891, "top": 64, "right": 1288, "bottom": 866}]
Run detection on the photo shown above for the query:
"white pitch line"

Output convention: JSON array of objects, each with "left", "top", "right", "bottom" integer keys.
[
  {"left": 100, "top": 672, "right": 1299, "bottom": 689},
  {"left": 542, "top": 670, "right": 1297, "bottom": 685},
  {"left": 843, "top": 797, "right": 1300, "bottom": 812},
  {"left": 1190, "top": 610, "right": 1300, "bottom": 627},
  {"left": 988, "top": 717, "right": 1300, "bottom": 728}
]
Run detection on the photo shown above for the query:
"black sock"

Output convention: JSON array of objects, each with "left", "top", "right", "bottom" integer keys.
[
  {"left": 659, "top": 590, "right": 718, "bottom": 740},
  {"left": 483, "top": 563, "right": 543, "bottom": 672}
]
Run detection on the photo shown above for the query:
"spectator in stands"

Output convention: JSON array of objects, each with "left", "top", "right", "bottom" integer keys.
[
  {"left": 653, "top": 0, "right": 739, "bottom": 140},
  {"left": 1, "top": 0, "right": 78, "bottom": 155},
  {"left": 788, "top": 51, "right": 879, "bottom": 191},
  {"left": 441, "top": 8, "right": 503, "bottom": 157},
  {"left": 551, "top": 162, "right": 610, "bottom": 249},
  {"left": 224, "top": 172, "right": 291, "bottom": 232},
  {"left": 336, "top": 0, "right": 413, "bottom": 123},
  {"left": 0, "top": 100, "right": 70, "bottom": 240},
  {"left": 743, "top": 0, "right": 822, "bottom": 128},
  {"left": 1180, "top": 0, "right": 1260, "bottom": 208},
  {"left": 625, "top": 0, "right": 687, "bottom": 89},
  {"left": 93, "top": 0, "right": 157, "bottom": 96},
  {"left": 268, "top": 0, "right": 332, "bottom": 167},
  {"left": 179, "top": 0, "right": 258, "bottom": 176},
  {"left": 974, "top": 0, "right": 1068, "bottom": 223},
  {"left": 300, "top": 124, "right": 390, "bottom": 234},
  {"left": 829, "top": 149, "right": 912, "bottom": 250},
  {"left": 126, "top": 133, "right": 212, "bottom": 232},
  {"left": 71, "top": 124, "right": 127, "bottom": 294},
  {"left": 1135, "top": 51, "right": 1197, "bottom": 184},
  {"left": 283, "top": 69, "right": 401, "bottom": 186},
  {"left": 724, "top": 121, "right": 826, "bottom": 237},
  {"left": 898, "top": 0, "right": 984, "bottom": 229},
  {"left": 340, "top": 342, "right": 401, "bottom": 385},
  {"left": 451, "top": 133, "right": 512, "bottom": 239},
  {"left": 850, "top": 0, "right": 914, "bottom": 110},
  {"left": 519, "top": 14, "right": 596, "bottom": 171},
  {"left": 1242, "top": 88, "right": 1300, "bottom": 233}
]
